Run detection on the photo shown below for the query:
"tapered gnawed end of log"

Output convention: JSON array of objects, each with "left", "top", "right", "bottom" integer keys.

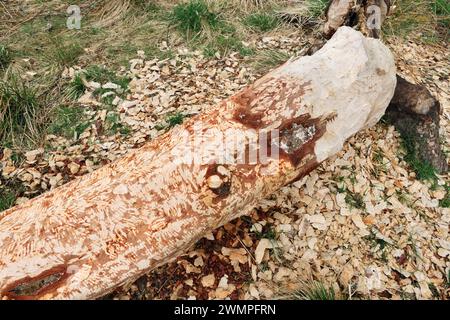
[
  {"left": 0, "top": 27, "right": 396, "bottom": 300},
  {"left": 322, "top": 1, "right": 447, "bottom": 175}
]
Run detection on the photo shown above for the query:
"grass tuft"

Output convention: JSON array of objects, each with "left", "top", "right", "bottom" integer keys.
[
  {"left": 384, "top": 0, "right": 449, "bottom": 41},
  {"left": 432, "top": 0, "right": 450, "bottom": 28},
  {"left": 400, "top": 133, "right": 437, "bottom": 181},
  {"left": 252, "top": 49, "right": 290, "bottom": 73},
  {"left": 0, "top": 77, "right": 41, "bottom": 144},
  {"left": 291, "top": 280, "right": 339, "bottom": 300},
  {"left": 131, "top": 0, "right": 161, "bottom": 13},
  {"left": 0, "top": 45, "right": 12, "bottom": 70},
  {"left": 344, "top": 191, "right": 366, "bottom": 210},
  {"left": 105, "top": 112, "right": 131, "bottom": 136},
  {"left": 67, "top": 66, "right": 130, "bottom": 101},
  {"left": 67, "top": 73, "right": 87, "bottom": 100},
  {"left": 85, "top": 65, "right": 130, "bottom": 89},
  {"left": 306, "top": 0, "right": 329, "bottom": 18},
  {"left": 204, "top": 35, "right": 253, "bottom": 57},
  {"left": 439, "top": 184, "right": 450, "bottom": 208},
  {"left": 169, "top": 0, "right": 220, "bottom": 37},
  {"left": 155, "top": 112, "right": 187, "bottom": 131},
  {"left": 0, "top": 188, "right": 17, "bottom": 212},
  {"left": 47, "top": 41, "right": 84, "bottom": 67},
  {"left": 47, "top": 105, "right": 90, "bottom": 139},
  {"left": 0, "top": 178, "right": 26, "bottom": 212},
  {"left": 244, "top": 13, "right": 279, "bottom": 32},
  {"left": 167, "top": 112, "right": 186, "bottom": 128}
]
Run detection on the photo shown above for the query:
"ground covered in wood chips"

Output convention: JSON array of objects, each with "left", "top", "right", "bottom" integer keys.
[{"left": 1, "top": 31, "right": 449, "bottom": 300}]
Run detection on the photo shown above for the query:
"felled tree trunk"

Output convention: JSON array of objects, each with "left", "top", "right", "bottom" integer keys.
[
  {"left": 323, "top": 0, "right": 448, "bottom": 173},
  {"left": 0, "top": 27, "right": 396, "bottom": 300}
]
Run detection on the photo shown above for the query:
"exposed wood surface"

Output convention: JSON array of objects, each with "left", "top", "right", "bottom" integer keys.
[
  {"left": 323, "top": 0, "right": 447, "bottom": 174},
  {"left": 0, "top": 27, "right": 396, "bottom": 300}
]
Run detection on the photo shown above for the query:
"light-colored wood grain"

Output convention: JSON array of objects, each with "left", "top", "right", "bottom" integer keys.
[{"left": 0, "top": 27, "right": 396, "bottom": 300}]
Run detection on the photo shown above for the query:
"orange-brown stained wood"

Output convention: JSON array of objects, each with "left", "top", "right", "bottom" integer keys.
[{"left": 0, "top": 27, "right": 396, "bottom": 299}]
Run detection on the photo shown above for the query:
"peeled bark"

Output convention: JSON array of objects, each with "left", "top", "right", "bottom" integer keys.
[{"left": 0, "top": 27, "right": 396, "bottom": 300}]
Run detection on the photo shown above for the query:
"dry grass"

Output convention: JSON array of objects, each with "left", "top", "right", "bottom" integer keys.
[
  {"left": 91, "top": 0, "right": 133, "bottom": 28},
  {"left": 274, "top": 273, "right": 349, "bottom": 300},
  {"left": 384, "top": 0, "right": 449, "bottom": 41},
  {"left": 215, "top": 0, "right": 279, "bottom": 11}
]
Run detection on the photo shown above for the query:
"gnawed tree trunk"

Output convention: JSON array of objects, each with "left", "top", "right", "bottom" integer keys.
[
  {"left": 323, "top": 0, "right": 448, "bottom": 173},
  {"left": 0, "top": 27, "right": 396, "bottom": 299}
]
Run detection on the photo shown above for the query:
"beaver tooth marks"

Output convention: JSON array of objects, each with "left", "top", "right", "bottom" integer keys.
[
  {"left": 231, "top": 77, "right": 312, "bottom": 129},
  {"left": 230, "top": 75, "right": 336, "bottom": 170}
]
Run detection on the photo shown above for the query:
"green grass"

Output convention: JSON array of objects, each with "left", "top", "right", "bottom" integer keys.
[
  {"left": 447, "top": 270, "right": 450, "bottom": 287},
  {"left": 67, "top": 73, "right": 87, "bottom": 100},
  {"left": 366, "top": 232, "right": 389, "bottom": 251},
  {"left": 306, "top": 0, "right": 329, "bottom": 18},
  {"left": 0, "top": 188, "right": 17, "bottom": 212},
  {"left": 0, "top": 77, "right": 41, "bottom": 145},
  {"left": 439, "top": 184, "right": 450, "bottom": 208},
  {"left": 167, "top": 112, "right": 186, "bottom": 128},
  {"left": 0, "top": 45, "right": 12, "bottom": 70},
  {"left": 84, "top": 65, "right": 127, "bottom": 86},
  {"left": 46, "top": 39, "right": 84, "bottom": 67},
  {"left": 252, "top": 49, "right": 290, "bottom": 72},
  {"left": 365, "top": 229, "right": 395, "bottom": 263},
  {"left": 384, "top": 0, "right": 449, "bottom": 41},
  {"left": 131, "top": 0, "right": 161, "bottom": 13},
  {"left": 67, "top": 65, "right": 130, "bottom": 102},
  {"left": 253, "top": 224, "right": 277, "bottom": 240},
  {"left": 66, "top": 65, "right": 131, "bottom": 99},
  {"left": 168, "top": 0, "right": 253, "bottom": 57},
  {"left": 244, "top": 13, "right": 279, "bottom": 32},
  {"left": 155, "top": 112, "right": 187, "bottom": 131},
  {"left": 344, "top": 191, "right": 366, "bottom": 210},
  {"left": 204, "top": 34, "right": 254, "bottom": 57},
  {"left": 169, "top": 0, "right": 220, "bottom": 37},
  {"left": 432, "top": 0, "right": 450, "bottom": 28},
  {"left": 105, "top": 112, "right": 131, "bottom": 136},
  {"left": 291, "top": 280, "right": 339, "bottom": 300},
  {"left": 400, "top": 133, "right": 437, "bottom": 181},
  {"left": 47, "top": 105, "right": 91, "bottom": 139},
  {"left": 0, "top": 178, "right": 25, "bottom": 212},
  {"left": 371, "top": 149, "right": 388, "bottom": 177},
  {"left": 261, "top": 226, "right": 277, "bottom": 240}
]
